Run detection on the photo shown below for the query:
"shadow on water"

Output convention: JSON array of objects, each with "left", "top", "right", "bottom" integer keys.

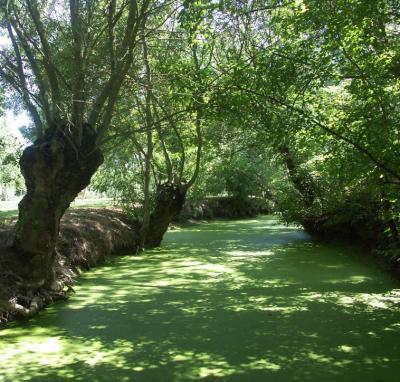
[{"left": 1, "top": 216, "right": 399, "bottom": 381}]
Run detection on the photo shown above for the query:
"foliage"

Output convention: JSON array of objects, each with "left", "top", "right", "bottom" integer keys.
[
  {"left": 0, "top": 118, "right": 24, "bottom": 198},
  {"left": 2, "top": 0, "right": 400, "bottom": 258}
]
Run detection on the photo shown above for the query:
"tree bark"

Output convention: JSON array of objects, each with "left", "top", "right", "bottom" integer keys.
[
  {"left": 145, "top": 182, "right": 188, "bottom": 248},
  {"left": 13, "top": 123, "right": 103, "bottom": 288},
  {"left": 280, "top": 145, "right": 316, "bottom": 208}
]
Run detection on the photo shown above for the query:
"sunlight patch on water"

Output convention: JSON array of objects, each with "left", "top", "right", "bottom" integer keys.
[
  {"left": 241, "top": 358, "right": 281, "bottom": 371},
  {"left": 25, "top": 337, "right": 62, "bottom": 354},
  {"left": 301, "top": 290, "right": 400, "bottom": 311},
  {"left": 338, "top": 345, "right": 357, "bottom": 354},
  {"left": 171, "top": 350, "right": 282, "bottom": 380},
  {"left": 307, "top": 351, "right": 334, "bottom": 363},
  {"left": 225, "top": 249, "right": 275, "bottom": 258},
  {"left": 0, "top": 336, "right": 136, "bottom": 378},
  {"left": 326, "top": 275, "right": 372, "bottom": 284}
]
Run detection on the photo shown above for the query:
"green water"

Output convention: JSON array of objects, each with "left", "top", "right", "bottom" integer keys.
[{"left": 1, "top": 216, "right": 399, "bottom": 381}]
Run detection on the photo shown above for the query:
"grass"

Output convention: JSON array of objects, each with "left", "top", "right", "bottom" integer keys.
[
  {"left": 0, "top": 216, "right": 399, "bottom": 381},
  {"left": 0, "top": 198, "right": 114, "bottom": 220},
  {"left": 0, "top": 210, "right": 18, "bottom": 219}
]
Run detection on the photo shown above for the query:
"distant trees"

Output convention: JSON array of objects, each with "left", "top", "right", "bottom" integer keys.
[{"left": 0, "top": 118, "right": 24, "bottom": 199}]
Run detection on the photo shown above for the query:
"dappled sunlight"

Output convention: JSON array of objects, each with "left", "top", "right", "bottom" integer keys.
[{"left": 1, "top": 216, "right": 400, "bottom": 381}]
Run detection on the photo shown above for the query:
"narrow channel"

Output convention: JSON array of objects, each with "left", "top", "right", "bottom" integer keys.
[{"left": 1, "top": 216, "right": 399, "bottom": 381}]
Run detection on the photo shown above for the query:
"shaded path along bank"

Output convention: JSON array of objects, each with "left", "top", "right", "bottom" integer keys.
[{"left": 0, "top": 216, "right": 399, "bottom": 381}]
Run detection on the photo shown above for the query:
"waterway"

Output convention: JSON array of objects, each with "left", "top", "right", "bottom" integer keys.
[{"left": 1, "top": 216, "right": 399, "bottom": 381}]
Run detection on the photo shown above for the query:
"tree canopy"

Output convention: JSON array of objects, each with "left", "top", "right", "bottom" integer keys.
[{"left": 1, "top": 0, "right": 399, "bottom": 283}]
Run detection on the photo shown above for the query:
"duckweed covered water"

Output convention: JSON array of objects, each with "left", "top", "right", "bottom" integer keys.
[{"left": 1, "top": 216, "right": 399, "bottom": 381}]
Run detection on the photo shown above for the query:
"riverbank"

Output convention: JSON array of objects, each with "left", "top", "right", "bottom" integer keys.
[
  {"left": 301, "top": 215, "right": 400, "bottom": 280},
  {"left": 0, "top": 209, "right": 138, "bottom": 324},
  {"left": 0, "top": 197, "right": 267, "bottom": 325}
]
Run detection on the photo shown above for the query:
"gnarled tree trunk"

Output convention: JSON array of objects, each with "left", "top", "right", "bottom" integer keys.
[
  {"left": 280, "top": 145, "right": 316, "bottom": 208},
  {"left": 145, "top": 182, "right": 187, "bottom": 248},
  {"left": 13, "top": 124, "right": 103, "bottom": 288},
  {"left": 279, "top": 145, "right": 320, "bottom": 233}
]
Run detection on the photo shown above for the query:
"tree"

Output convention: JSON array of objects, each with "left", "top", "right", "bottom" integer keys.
[
  {"left": 215, "top": 0, "right": 400, "bottom": 248},
  {"left": 93, "top": 2, "right": 216, "bottom": 248},
  {"left": 0, "top": 118, "right": 24, "bottom": 199},
  {"left": 0, "top": 0, "right": 151, "bottom": 287}
]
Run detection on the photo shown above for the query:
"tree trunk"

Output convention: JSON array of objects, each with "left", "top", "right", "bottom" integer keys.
[
  {"left": 138, "top": 26, "right": 153, "bottom": 250},
  {"left": 280, "top": 145, "right": 316, "bottom": 208},
  {"left": 13, "top": 124, "right": 103, "bottom": 288},
  {"left": 138, "top": 145, "right": 152, "bottom": 249},
  {"left": 145, "top": 182, "right": 187, "bottom": 248},
  {"left": 381, "top": 197, "right": 400, "bottom": 247}
]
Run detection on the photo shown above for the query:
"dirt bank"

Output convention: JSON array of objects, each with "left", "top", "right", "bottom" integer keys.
[
  {"left": 0, "top": 199, "right": 268, "bottom": 326},
  {"left": 0, "top": 208, "right": 138, "bottom": 325},
  {"left": 180, "top": 196, "right": 269, "bottom": 220}
]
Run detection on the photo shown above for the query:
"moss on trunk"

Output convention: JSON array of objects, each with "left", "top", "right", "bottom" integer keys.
[
  {"left": 145, "top": 182, "right": 187, "bottom": 248},
  {"left": 13, "top": 124, "right": 103, "bottom": 288}
]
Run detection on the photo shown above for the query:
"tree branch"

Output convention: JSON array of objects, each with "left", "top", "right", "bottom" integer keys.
[{"left": 5, "top": 21, "right": 43, "bottom": 137}]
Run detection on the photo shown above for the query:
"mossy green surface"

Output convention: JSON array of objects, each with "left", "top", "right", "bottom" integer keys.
[{"left": 1, "top": 216, "right": 399, "bottom": 381}]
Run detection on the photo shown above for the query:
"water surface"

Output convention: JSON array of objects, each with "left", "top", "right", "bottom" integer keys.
[{"left": 1, "top": 216, "right": 399, "bottom": 381}]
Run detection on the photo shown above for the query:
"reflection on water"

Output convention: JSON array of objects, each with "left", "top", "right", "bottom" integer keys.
[{"left": 0, "top": 216, "right": 399, "bottom": 381}]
